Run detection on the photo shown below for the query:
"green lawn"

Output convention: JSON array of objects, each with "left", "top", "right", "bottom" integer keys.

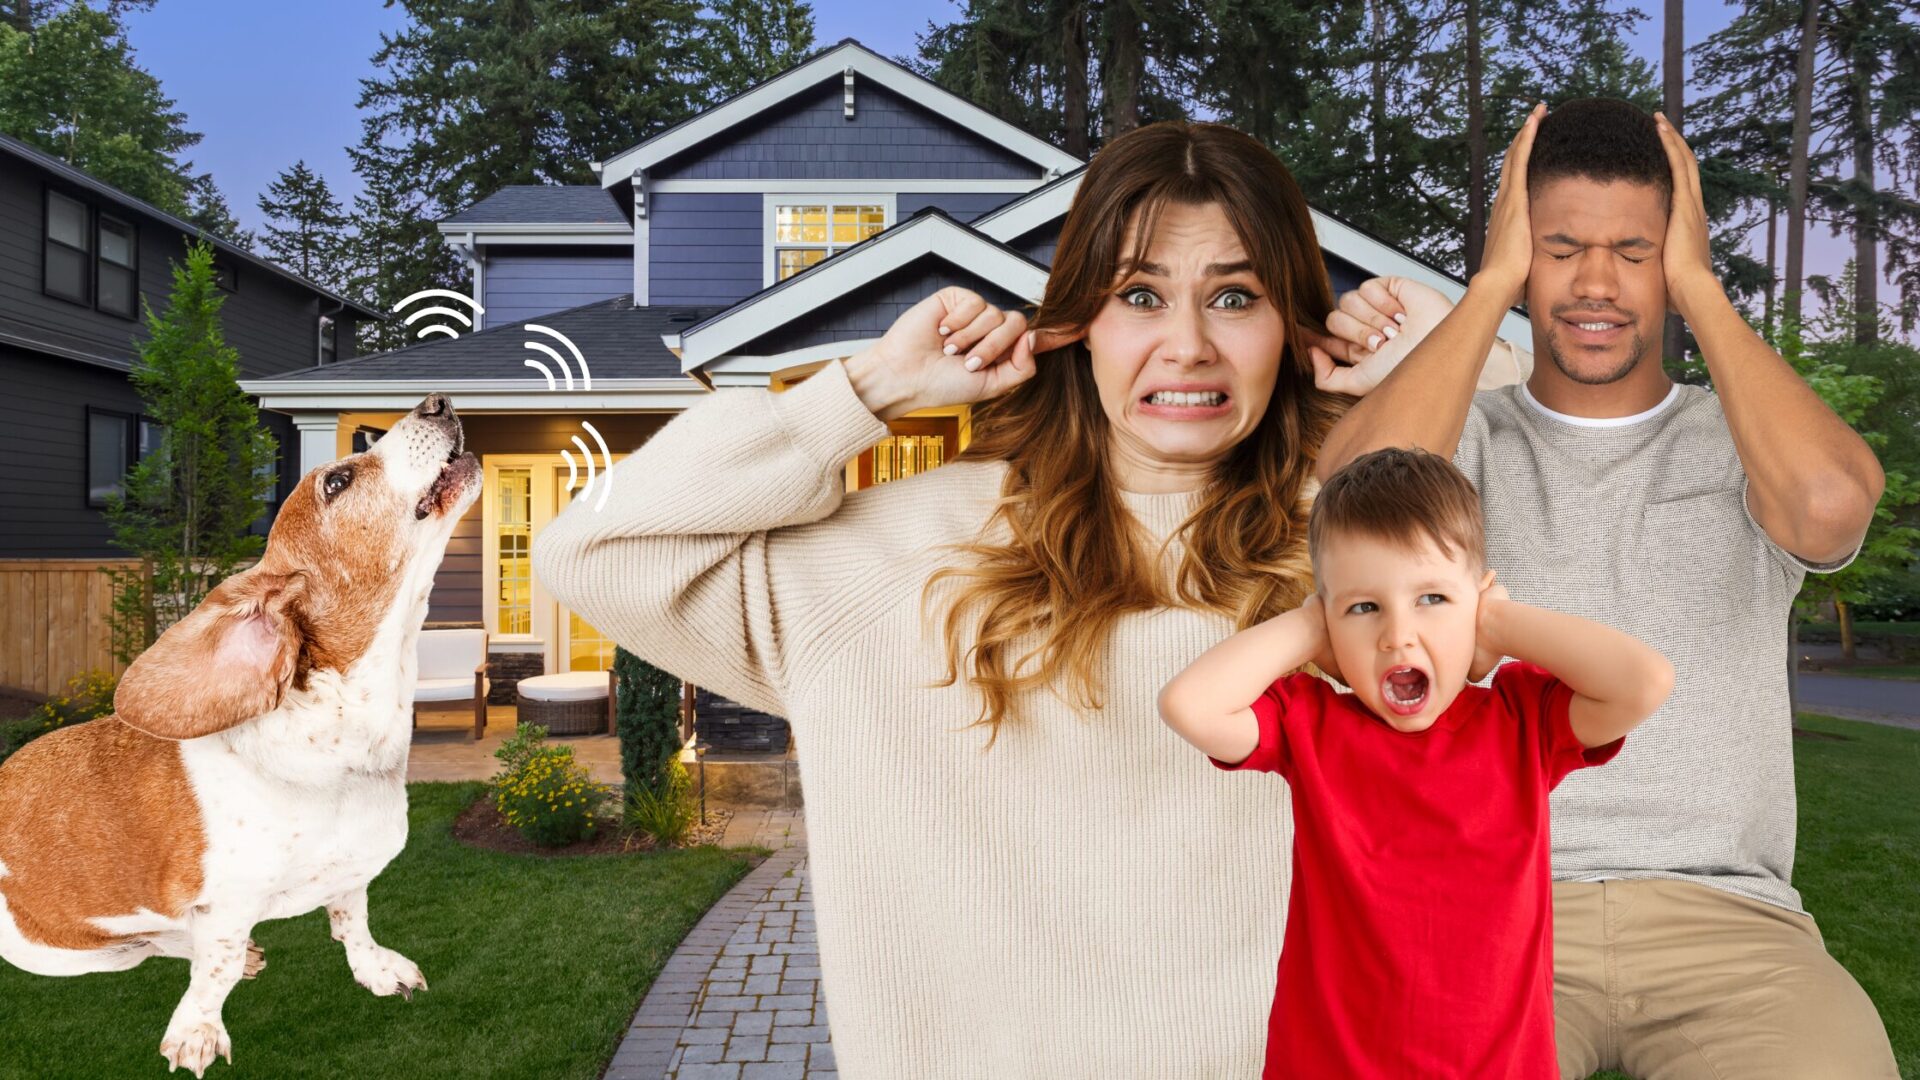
[
  {"left": 1827, "top": 664, "right": 1920, "bottom": 681},
  {"left": 0, "top": 783, "right": 756, "bottom": 1079},
  {"left": 1591, "top": 713, "right": 1920, "bottom": 1080}
]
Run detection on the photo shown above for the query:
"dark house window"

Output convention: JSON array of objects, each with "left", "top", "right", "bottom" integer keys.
[
  {"left": 211, "top": 257, "right": 237, "bottom": 292},
  {"left": 87, "top": 409, "right": 163, "bottom": 508},
  {"left": 45, "top": 189, "right": 91, "bottom": 306},
  {"left": 97, "top": 213, "right": 138, "bottom": 319},
  {"left": 318, "top": 314, "right": 337, "bottom": 364}
]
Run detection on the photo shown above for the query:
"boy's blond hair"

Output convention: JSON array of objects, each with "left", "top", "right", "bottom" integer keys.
[{"left": 1309, "top": 448, "right": 1486, "bottom": 581}]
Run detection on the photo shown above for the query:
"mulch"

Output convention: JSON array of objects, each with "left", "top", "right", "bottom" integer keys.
[
  {"left": 0, "top": 689, "right": 45, "bottom": 723},
  {"left": 451, "top": 793, "right": 732, "bottom": 857}
]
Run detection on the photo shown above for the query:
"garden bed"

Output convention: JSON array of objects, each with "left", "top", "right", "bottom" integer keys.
[{"left": 451, "top": 795, "right": 732, "bottom": 856}]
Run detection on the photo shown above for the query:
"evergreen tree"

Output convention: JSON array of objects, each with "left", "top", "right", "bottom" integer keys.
[
  {"left": 344, "top": 138, "right": 463, "bottom": 355},
  {"left": 696, "top": 0, "right": 816, "bottom": 98},
  {"left": 257, "top": 160, "right": 349, "bottom": 291},
  {"left": 102, "top": 241, "right": 279, "bottom": 661}
]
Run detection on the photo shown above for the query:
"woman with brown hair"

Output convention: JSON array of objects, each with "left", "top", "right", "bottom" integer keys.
[{"left": 533, "top": 120, "right": 1486, "bottom": 1076}]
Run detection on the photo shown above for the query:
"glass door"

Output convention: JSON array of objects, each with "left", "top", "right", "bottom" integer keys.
[{"left": 555, "top": 465, "right": 618, "bottom": 672}]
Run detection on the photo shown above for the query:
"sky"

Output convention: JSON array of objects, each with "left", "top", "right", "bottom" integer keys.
[{"left": 115, "top": 0, "right": 1882, "bottom": 312}]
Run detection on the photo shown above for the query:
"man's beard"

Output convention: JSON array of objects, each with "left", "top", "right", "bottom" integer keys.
[{"left": 1545, "top": 319, "right": 1649, "bottom": 386}]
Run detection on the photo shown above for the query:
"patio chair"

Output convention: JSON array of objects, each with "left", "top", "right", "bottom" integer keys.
[{"left": 412, "top": 628, "right": 490, "bottom": 740}]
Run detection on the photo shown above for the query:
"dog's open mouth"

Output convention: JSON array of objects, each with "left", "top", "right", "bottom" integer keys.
[{"left": 416, "top": 427, "right": 478, "bottom": 520}]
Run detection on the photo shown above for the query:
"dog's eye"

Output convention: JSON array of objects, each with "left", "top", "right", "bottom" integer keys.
[{"left": 323, "top": 468, "right": 353, "bottom": 501}]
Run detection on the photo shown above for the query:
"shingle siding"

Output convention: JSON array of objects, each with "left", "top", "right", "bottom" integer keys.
[
  {"left": 648, "top": 192, "right": 763, "bottom": 305},
  {"left": 652, "top": 82, "right": 1037, "bottom": 182},
  {"left": 483, "top": 248, "right": 630, "bottom": 329},
  {"left": 897, "top": 193, "right": 1016, "bottom": 224}
]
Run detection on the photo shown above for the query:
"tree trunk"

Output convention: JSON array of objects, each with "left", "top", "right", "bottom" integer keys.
[
  {"left": 1061, "top": 1, "right": 1089, "bottom": 159},
  {"left": 1851, "top": 34, "right": 1878, "bottom": 345},
  {"left": 9, "top": 0, "right": 29, "bottom": 33},
  {"left": 1784, "top": 0, "right": 1820, "bottom": 333},
  {"left": 1370, "top": 0, "right": 1389, "bottom": 213},
  {"left": 1787, "top": 612, "right": 1799, "bottom": 719},
  {"left": 1764, "top": 197, "right": 1779, "bottom": 337},
  {"left": 1104, "top": 0, "right": 1142, "bottom": 138},
  {"left": 1838, "top": 599, "right": 1856, "bottom": 660},
  {"left": 1663, "top": 0, "right": 1687, "bottom": 363},
  {"left": 1464, "top": 0, "right": 1486, "bottom": 276}
]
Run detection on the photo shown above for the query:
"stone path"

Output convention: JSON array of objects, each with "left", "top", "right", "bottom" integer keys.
[{"left": 605, "top": 808, "right": 834, "bottom": 1080}]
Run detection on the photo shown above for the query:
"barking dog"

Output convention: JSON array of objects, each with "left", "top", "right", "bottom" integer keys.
[{"left": 0, "top": 394, "right": 481, "bottom": 1076}]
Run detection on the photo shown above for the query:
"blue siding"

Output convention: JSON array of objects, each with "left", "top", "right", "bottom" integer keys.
[
  {"left": 1011, "top": 222, "right": 1061, "bottom": 267},
  {"left": 649, "top": 192, "right": 762, "bottom": 306},
  {"left": 653, "top": 83, "right": 1037, "bottom": 182},
  {"left": 482, "top": 248, "right": 629, "bottom": 328},
  {"left": 897, "top": 192, "right": 1021, "bottom": 224},
  {"left": 736, "top": 256, "right": 1028, "bottom": 356}
]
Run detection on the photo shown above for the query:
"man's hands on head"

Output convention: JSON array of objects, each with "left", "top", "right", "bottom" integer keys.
[
  {"left": 1652, "top": 112, "right": 1724, "bottom": 324},
  {"left": 1473, "top": 102, "right": 1545, "bottom": 308}
]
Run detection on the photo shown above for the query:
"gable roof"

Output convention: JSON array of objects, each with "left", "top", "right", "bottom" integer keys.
[
  {"left": 439, "top": 185, "right": 628, "bottom": 227},
  {"left": 0, "top": 132, "right": 385, "bottom": 321},
  {"left": 597, "top": 39, "right": 1082, "bottom": 189},
  {"left": 670, "top": 208, "right": 1048, "bottom": 373}
]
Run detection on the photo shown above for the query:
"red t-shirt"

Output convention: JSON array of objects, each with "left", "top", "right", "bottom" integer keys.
[{"left": 1211, "top": 661, "right": 1621, "bottom": 1079}]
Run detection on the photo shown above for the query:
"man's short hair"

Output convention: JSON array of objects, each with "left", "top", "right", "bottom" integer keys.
[
  {"left": 1310, "top": 448, "right": 1486, "bottom": 580},
  {"left": 1528, "top": 98, "right": 1671, "bottom": 205}
]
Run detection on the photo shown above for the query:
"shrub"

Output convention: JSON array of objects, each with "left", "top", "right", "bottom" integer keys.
[
  {"left": 613, "top": 646, "right": 685, "bottom": 800},
  {"left": 625, "top": 758, "right": 700, "bottom": 848},
  {"left": 490, "top": 726, "right": 613, "bottom": 847},
  {"left": 0, "top": 671, "right": 117, "bottom": 766}
]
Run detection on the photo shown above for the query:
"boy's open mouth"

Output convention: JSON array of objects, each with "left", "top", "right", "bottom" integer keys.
[{"left": 1381, "top": 665, "right": 1430, "bottom": 717}]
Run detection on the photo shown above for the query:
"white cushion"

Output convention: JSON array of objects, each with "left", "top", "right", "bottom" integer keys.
[
  {"left": 415, "top": 676, "right": 489, "bottom": 703},
  {"left": 417, "top": 629, "right": 487, "bottom": 680},
  {"left": 517, "top": 671, "right": 610, "bottom": 702}
]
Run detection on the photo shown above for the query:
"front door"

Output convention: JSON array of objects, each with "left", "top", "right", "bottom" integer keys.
[
  {"left": 483, "top": 455, "right": 624, "bottom": 676},
  {"left": 555, "top": 465, "right": 618, "bottom": 672}
]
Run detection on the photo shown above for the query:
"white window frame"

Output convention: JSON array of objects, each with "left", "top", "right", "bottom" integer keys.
[
  {"left": 762, "top": 193, "right": 895, "bottom": 287},
  {"left": 481, "top": 453, "right": 628, "bottom": 673}
]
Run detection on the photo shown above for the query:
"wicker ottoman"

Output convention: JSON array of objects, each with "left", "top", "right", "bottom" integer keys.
[{"left": 515, "top": 671, "right": 614, "bottom": 736}]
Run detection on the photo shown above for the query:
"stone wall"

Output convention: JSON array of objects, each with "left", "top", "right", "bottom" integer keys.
[{"left": 694, "top": 688, "right": 791, "bottom": 753}]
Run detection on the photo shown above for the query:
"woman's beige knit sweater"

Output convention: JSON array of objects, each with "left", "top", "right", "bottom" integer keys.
[{"left": 532, "top": 358, "right": 1293, "bottom": 1078}]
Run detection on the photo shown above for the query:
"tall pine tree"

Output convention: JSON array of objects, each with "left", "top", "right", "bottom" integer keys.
[{"left": 257, "top": 160, "right": 350, "bottom": 291}]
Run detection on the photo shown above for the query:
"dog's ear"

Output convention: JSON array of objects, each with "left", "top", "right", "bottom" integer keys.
[{"left": 115, "top": 570, "right": 308, "bottom": 741}]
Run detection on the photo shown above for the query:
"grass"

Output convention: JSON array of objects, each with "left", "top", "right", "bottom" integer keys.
[
  {"left": 1589, "top": 714, "right": 1920, "bottom": 1080},
  {"left": 1825, "top": 664, "right": 1920, "bottom": 681},
  {"left": 0, "top": 782, "right": 757, "bottom": 1079}
]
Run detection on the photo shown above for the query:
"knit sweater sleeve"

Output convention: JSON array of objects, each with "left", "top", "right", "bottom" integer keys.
[{"left": 530, "top": 358, "right": 891, "bottom": 718}]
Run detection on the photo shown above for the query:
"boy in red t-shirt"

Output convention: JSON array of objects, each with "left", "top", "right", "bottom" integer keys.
[{"left": 1158, "top": 447, "right": 1673, "bottom": 1079}]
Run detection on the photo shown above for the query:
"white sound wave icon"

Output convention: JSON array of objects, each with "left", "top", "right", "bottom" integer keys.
[
  {"left": 522, "top": 325, "right": 593, "bottom": 390},
  {"left": 560, "top": 421, "right": 615, "bottom": 512},
  {"left": 393, "top": 289, "right": 484, "bottom": 340}
]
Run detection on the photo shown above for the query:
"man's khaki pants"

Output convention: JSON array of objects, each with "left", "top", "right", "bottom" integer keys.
[{"left": 1554, "top": 879, "right": 1899, "bottom": 1079}]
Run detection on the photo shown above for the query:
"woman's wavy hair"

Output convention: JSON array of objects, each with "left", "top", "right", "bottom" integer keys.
[{"left": 922, "top": 120, "right": 1350, "bottom": 742}]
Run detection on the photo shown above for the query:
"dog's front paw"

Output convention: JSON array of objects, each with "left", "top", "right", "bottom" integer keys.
[
  {"left": 159, "top": 1019, "right": 231, "bottom": 1077},
  {"left": 351, "top": 945, "right": 428, "bottom": 1001}
]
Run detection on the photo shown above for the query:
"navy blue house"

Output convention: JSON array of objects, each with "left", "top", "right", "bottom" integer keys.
[{"left": 240, "top": 39, "right": 1530, "bottom": 717}]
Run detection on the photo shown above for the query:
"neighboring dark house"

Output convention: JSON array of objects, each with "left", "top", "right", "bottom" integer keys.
[
  {"left": 0, "top": 131, "right": 385, "bottom": 561},
  {"left": 240, "top": 39, "right": 1532, "bottom": 744}
]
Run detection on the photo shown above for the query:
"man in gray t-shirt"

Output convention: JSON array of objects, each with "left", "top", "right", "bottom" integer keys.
[{"left": 1314, "top": 100, "right": 1896, "bottom": 1077}]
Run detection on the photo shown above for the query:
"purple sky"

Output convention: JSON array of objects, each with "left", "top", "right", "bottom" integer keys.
[{"left": 116, "top": 0, "right": 1891, "bottom": 321}]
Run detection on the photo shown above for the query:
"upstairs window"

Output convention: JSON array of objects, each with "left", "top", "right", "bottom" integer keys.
[
  {"left": 96, "top": 213, "right": 138, "bottom": 319},
  {"left": 768, "top": 199, "right": 888, "bottom": 283},
  {"left": 45, "top": 190, "right": 91, "bottom": 305}
]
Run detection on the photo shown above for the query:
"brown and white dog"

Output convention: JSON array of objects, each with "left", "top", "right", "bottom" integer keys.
[{"left": 0, "top": 394, "right": 480, "bottom": 1076}]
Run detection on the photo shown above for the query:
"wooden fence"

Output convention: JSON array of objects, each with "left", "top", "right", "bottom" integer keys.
[{"left": 0, "top": 560, "right": 134, "bottom": 697}]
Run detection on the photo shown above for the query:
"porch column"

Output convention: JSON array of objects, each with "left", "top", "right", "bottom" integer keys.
[{"left": 292, "top": 414, "right": 342, "bottom": 475}]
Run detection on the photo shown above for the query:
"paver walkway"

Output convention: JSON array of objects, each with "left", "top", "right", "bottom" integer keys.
[{"left": 605, "top": 808, "right": 834, "bottom": 1080}]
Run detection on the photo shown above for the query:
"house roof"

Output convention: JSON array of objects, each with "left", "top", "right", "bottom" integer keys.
[
  {"left": 672, "top": 208, "right": 1049, "bottom": 374},
  {"left": 254, "top": 295, "right": 717, "bottom": 383},
  {"left": 597, "top": 39, "right": 1083, "bottom": 189},
  {"left": 438, "top": 185, "right": 628, "bottom": 227},
  {"left": 0, "top": 131, "right": 385, "bottom": 322}
]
